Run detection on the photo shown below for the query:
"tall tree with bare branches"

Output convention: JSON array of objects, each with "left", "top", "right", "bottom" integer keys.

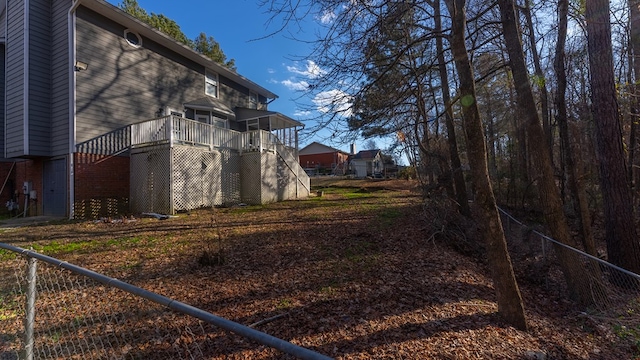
[
  {"left": 497, "top": 0, "right": 602, "bottom": 304},
  {"left": 585, "top": 0, "right": 640, "bottom": 273},
  {"left": 445, "top": 0, "right": 527, "bottom": 330}
]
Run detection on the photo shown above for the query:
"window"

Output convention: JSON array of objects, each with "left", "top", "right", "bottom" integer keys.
[
  {"left": 205, "top": 70, "right": 218, "bottom": 98},
  {"left": 212, "top": 116, "right": 227, "bottom": 129},
  {"left": 124, "top": 29, "right": 142, "bottom": 48},
  {"left": 249, "top": 91, "right": 258, "bottom": 109}
]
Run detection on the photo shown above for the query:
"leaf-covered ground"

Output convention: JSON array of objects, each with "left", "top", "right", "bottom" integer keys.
[{"left": 0, "top": 178, "right": 637, "bottom": 359}]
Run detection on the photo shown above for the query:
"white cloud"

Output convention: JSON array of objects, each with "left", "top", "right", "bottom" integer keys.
[
  {"left": 267, "top": 68, "right": 276, "bottom": 74},
  {"left": 286, "top": 60, "right": 326, "bottom": 79},
  {"left": 317, "top": 9, "right": 336, "bottom": 24},
  {"left": 294, "top": 110, "right": 312, "bottom": 117},
  {"left": 281, "top": 79, "right": 309, "bottom": 91},
  {"left": 312, "top": 89, "right": 353, "bottom": 117}
]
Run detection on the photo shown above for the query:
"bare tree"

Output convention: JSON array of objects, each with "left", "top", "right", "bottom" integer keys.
[
  {"left": 445, "top": 0, "right": 527, "bottom": 330},
  {"left": 629, "top": 0, "right": 640, "bottom": 193},
  {"left": 554, "top": 0, "right": 597, "bottom": 256},
  {"left": 497, "top": 0, "right": 601, "bottom": 305},
  {"left": 434, "top": 0, "right": 470, "bottom": 217},
  {"left": 585, "top": 0, "right": 640, "bottom": 274}
]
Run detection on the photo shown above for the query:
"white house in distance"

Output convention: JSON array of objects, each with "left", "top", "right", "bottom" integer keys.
[{"left": 350, "top": 149, "right": 382, "bottom": 178}]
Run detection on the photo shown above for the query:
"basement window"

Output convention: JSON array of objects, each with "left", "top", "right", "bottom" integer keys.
[{"left": 124, "top": 29, "right": 142, "bottom": 48}]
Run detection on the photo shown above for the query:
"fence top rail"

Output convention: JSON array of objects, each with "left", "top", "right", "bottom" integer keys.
[
  {"left": 497, "top": 207, "right": 640, "bottom": 281},
  {"left": 0, "top": 242, "right": 332, "bottom": 360}
]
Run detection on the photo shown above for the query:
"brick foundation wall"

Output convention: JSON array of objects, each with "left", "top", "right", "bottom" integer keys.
[
  {"left": 74, "top": 153, "right": 130, "bottom": 219},
  {"left": 0, "top": 160, "right": 43, "bottom": 217}
]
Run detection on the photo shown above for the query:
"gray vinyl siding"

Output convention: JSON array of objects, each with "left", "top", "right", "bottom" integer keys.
[
  {"left": 50, "top": 0, "right": 71, "bottom": 155},
  {"left": 75, "top": 7, "right": 200, "bottom": 143},
  {"left": 0, "top": 8, "right": 6, "bottom": 40},
  {"left": 0, "top": 45, "right": 5, "bottom": 152},
  {"left": 27, "top": 0, "right": 52, "bottom": 156},
  {"left": 5, "top": 0, "right": 25, "bottom": 157},
  {"left": 219, "top": 76, "right": 267, "bottom": 111},
  {"left": 75, "top": 6, "right": 257, "bottom": 144}
]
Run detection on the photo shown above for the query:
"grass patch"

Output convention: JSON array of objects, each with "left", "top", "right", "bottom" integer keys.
[
  {"left": 276, "top": 298, "right": 293, "bottom": 310},
  {"left": 0, "top": 249, "right": 17, "bottom": 260},
  {"left": 377, "top": 208, "right": 402, "bottom": 228},
  {"left": 106, "top": 236, "right": 144, "bottom": 248},
  {"left": 33, "top": 240, "right": 96, "bottom": 255},
  {"left": 0, "top": 293, "right": 20, "bottom": 321}
]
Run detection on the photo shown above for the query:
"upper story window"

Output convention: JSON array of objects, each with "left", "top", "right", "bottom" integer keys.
[
  {"left": 205, "top": 70, "right": 219, "bottom": 98},
  {"left": 124, "top": 29, "right": 142, "bottom": 48},
  {"left": 249, "top": 91, "right": 258, "bottom": 109}
]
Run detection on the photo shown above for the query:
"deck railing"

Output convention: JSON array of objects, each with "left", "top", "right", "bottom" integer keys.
[
  {"left": 78, "top": 115, "right": 298, "bottom": 156},
  {"left": 76, "top": 126, "right": 131, "bottom": 156},
  {"left": 129, "top": 115, "right": 243, "bottom": 150},
  {"left": 78, "top": 116, "right": 303, "bottom": 181}
]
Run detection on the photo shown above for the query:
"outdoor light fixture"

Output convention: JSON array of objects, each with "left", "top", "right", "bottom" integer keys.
[{"left": 74, "top": 61, "right": 88, "bottom": 71}]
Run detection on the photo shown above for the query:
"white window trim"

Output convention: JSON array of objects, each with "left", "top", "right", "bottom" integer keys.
[
  {"left": 165, "top": 107, "right": 184, "bottom": 118},
  {"left": 205, "top": 70, "right": 219, "bottom": 98},
  {"left": 124, "top": 29, "right": 142, "bottom": 48}
]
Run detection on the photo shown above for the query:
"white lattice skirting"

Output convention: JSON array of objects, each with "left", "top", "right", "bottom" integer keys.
[{"left": 130, "top": 145, "right": 308, "bottom": 214}]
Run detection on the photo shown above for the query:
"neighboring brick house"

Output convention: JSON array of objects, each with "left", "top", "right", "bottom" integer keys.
[
  {"left": 299, "top": 142, "right": 351, "bottom": 175},
  {"left": 0, "top": 0, "right": 309, "bottom": 218}
]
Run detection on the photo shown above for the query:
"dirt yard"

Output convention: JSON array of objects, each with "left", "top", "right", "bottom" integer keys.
[{"left": 0, "top": 178, "right": 636, "bottom": 359}]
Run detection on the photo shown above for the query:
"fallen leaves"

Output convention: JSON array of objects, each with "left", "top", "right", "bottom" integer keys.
[{"left": 0, "top": 179, "right": 637, "bottom": 359}]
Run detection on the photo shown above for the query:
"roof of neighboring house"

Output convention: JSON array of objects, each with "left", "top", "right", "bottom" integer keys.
[
  {"left": 351, "top": 149, "right": 381, "bottom": 160},
  {"left": 81, "top": 0, "right": 278, "bottom": 100},
  {"left": 299, "top": 142, "right": 350, "bottom": 156}
]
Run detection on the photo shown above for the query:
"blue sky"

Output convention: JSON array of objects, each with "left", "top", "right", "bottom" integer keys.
[{"left": 105, "top": 0, "right": 371, "bottom": 154}]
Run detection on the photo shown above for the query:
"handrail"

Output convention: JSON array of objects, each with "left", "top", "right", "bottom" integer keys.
[{"left": 76, "top": 126, "right": 131, "bottom": 155}]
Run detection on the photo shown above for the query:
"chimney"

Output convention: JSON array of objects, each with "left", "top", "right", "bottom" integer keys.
[{"left": 350, "top": 143, "right": 356, "bottom": 154}]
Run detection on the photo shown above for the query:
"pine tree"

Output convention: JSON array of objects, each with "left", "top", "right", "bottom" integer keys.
[{"left": 119, "top": 0, "right": 235, "bottom": 70}]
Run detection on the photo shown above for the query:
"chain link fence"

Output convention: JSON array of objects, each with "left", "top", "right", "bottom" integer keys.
[
  {"left": 0, "top": 243, "right": 331, "bottom": 360},
  {"left": 499, "top": 208, "right": 640, "bottom": 325}
]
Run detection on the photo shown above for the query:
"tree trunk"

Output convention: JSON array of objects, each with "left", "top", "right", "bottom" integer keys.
[
  {"left": 586, "top": 0, "right": 640, "bottom": 274},
  {"left": 434, "top": 0, "right": 470, "bottom": 217},
  {"left": 498, "top": 0, "right": 602, "bottom": 305},
  {"left": 554, "top": 0, "right": 598, "bottom": 256},
  {"left": 445, "top": 0, "right": 527, "bottom": 331},
  {"left": 630, "top": 0, "right": 640, "bottom": 199},
  {"left": 522, "top": 1, "right": 552, "bottom": 164}
]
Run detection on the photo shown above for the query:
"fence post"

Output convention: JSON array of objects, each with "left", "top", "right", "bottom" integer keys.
[{"left": 25, "top": 256, "right": 37, "bottom": 360}]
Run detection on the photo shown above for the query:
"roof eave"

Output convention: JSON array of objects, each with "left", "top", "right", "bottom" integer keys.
[{"left": 82, "top": 0, "right": 278, "bottom": 100}]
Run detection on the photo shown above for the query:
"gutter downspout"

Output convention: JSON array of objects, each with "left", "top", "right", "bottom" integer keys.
[
  {"left": 24, "top": 0, "right": 29, "bottom": 155},
  {"left": 68, "top": 0, "right": 83, "bottom": 219},
  {"left": 3, "top": 0, "right": 7, "bottom": 159}
]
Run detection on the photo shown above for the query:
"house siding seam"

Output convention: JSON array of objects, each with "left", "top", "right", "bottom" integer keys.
[
  {"left": 28, "top": 0, "right": 52, "bottom": 156},
  {"left": 5, "top": 0, "right": 25, "bottom": 158},
  {"left": 0, "top": 45, "right": 5, "bottom": 152}
]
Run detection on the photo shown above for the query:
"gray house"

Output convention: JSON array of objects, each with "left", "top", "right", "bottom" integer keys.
[
  {"left": 350, "top": 149, "right": 382, "bottom": 178},
  {"left": 0, "top": 0, "right": 309, "bottom": 218}
]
